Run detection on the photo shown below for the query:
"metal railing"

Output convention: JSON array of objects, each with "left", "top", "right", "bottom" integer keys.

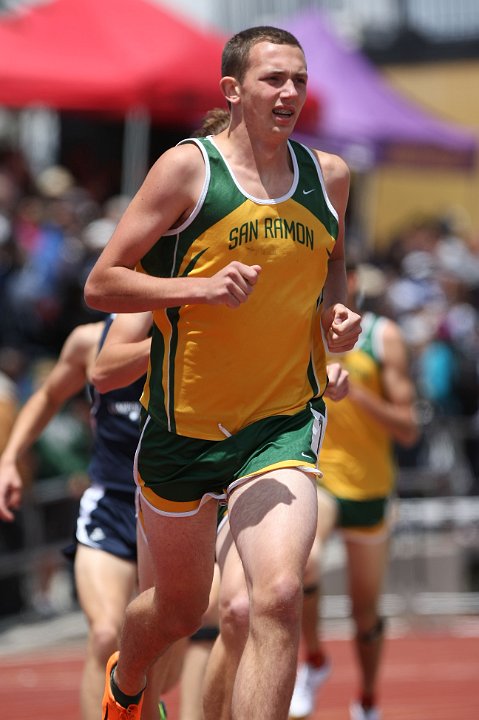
[{"left": 0, "top": 476, "right": 79, "bottom": 615}]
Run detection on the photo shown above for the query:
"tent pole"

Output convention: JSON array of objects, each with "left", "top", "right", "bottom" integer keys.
[
  {"left": 18, "top": 107, "right": 60, "bottom": 178},
  {"left": 122, "top": 106, "right": 150, "bottom": 198}
]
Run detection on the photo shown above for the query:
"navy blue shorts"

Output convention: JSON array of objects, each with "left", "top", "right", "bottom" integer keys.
[{"left": 63, "top": 485, "right": 137, "bottom": 562}]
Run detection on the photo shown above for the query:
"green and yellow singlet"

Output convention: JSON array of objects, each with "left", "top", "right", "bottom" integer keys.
[
  {"left": 139, "top": 137, "right": 338, "bottom": 440},
  {"left": 320, "top": 312, "right": 395, "bottom": 500}
]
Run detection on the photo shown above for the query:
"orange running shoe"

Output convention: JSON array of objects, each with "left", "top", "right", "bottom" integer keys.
[{"left": 102, "top": 651, "right": 144, "bottom": 719}]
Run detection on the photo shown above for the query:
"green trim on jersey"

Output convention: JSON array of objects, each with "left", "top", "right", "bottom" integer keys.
[{"left": 357, "top": 312, "right": 384, "bottom": 364}]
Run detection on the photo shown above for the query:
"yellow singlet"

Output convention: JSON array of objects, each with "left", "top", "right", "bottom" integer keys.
[{"left": 320, "top": 312, "right": 395, "bottom": 500}]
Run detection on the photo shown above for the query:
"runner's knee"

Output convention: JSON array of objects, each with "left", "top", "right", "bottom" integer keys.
[
  {"left": 90, "top": 620, "right": 121, "bottom": 663},
  {"left": 356, "top": 616, "right": 385, "bottom": 645},
  {"left": 219, "top": 591, "right": 250, "bottom": 645},
  {"left": 250, "top": 572, "right": 303, "bottom": 627},
  {"left": 350, "top": 594, "right": 382, "bottom": 631}
]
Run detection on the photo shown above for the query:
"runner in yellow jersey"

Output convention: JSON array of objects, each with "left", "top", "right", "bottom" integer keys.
[
  {"left": 289, "top": 262, "right": 419, "bottom": 720},
  {"left": 85, "top": 26, "right": 361, "bottom": 720}
]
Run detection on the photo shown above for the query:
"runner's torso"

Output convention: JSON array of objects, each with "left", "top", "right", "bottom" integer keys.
[{"left": 139, "top": 137, "right": 339, "bottom": 440}]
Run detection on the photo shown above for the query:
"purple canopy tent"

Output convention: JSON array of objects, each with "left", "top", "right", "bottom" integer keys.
[{"left": 288, "top": 9, "right": 477, "bottom": 171}]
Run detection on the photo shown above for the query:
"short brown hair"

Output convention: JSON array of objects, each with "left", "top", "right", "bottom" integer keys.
[{"left": 222, "top": 26, "right": 304, "bottom": 83}]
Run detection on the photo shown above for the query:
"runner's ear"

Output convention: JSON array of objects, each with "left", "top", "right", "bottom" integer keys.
[{"left": 220, "top": 76, "right": 241, "bottom": 105}]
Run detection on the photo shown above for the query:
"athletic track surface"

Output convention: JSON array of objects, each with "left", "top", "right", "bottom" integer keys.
[{"left": 1, "top": 622, "right": 478, "bottom": 719}]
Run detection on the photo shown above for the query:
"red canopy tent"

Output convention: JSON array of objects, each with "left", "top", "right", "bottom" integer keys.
[
  {"left": 0, "top": 0, "right": 227, "bottom": 125},
  {"left": 0, "top": 0, "right": 320, "bottom": 128}
]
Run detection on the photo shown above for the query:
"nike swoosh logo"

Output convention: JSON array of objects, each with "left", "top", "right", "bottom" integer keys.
[
  {"left": 301, "top": 452, "right": 312, "bottom": 459},
  {"left": 303, "top": 188, "right": 315, "bottom": 195}
]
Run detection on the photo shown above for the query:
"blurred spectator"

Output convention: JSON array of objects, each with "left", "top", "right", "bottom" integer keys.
[
  {"left": 367, "top": 213, "right": 479, "bottom": 495},
  {"left": 0, "top": 160, "right": 115, "bottom": 355},
  {"left": 0, "top": 357, "right": 17, "bottom": 460},
  {"left": 417, "top": 322, "right": 460, "bottom": 414},
  {"left": 0, "top": 347, "right": 25, "bottom": 616}
]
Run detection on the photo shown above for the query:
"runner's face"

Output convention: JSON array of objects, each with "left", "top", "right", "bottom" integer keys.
[{"left": 239, "top": 41, "right": 308, "bottom": 135}]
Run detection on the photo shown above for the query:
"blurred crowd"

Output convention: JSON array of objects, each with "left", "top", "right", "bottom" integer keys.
[
  {"left": 364, "top": 215, "right": 479, "bottom": 495},
  {"left": 0, "top": 147, "right": 125, "bottom": 470},
  {"left": 0, "top": 147, "right": 128, "bottom": 615},
  {"left": 1, "top": 145, "right": 479, "bottom": 502},
  {"left": 0, "top": 148, "right": 129, "bottom": 360}
]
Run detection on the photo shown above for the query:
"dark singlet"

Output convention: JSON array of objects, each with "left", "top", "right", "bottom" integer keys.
[{"left": 87, "top": 315, "right": 146, "bottom": 494}]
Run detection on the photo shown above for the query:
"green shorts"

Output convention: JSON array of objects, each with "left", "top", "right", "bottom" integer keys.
[
  {"left": 332, "top": 496, "right": 390, "bottom": 535},
  {"left": 136, "top": 398, "right": 326, "bottom": 516}
]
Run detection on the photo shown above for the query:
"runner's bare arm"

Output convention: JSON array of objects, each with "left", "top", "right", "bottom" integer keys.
[
  {"left": 84, "top": 145, "right": 261, "bottom": 313},
  {"left": 349, "top": 320, "right": 419, "bottom": 447},
  {"left": 0, "top": 323, "right": 102, "bottom": 520},
  {"left": 316, "top": 152, "right": 361, "bottom": 352},
  {"left": 91, "top": 312, "right": 152, "bottom": 393}
]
